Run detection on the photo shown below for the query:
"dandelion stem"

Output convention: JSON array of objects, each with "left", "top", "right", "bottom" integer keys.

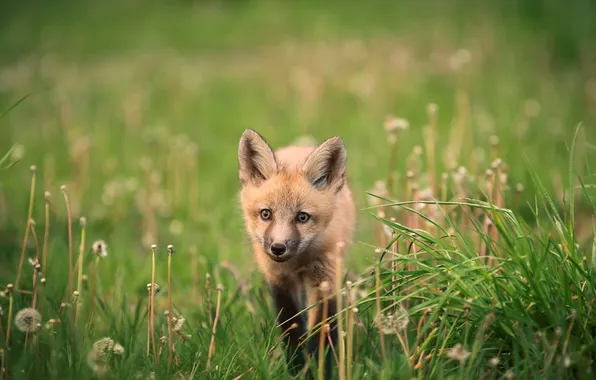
[
  {"left": 1, "top": 346, "right": 5, "bottom": 380},
  {"left": 5, "top": 285, "right": 14, "bottom": 347},
  {"left": 345, "top": 282, "right": 354, "bottom": 380},
  {"left": 16, "top": 167, "right": 37, "bottom": 291},
  {"left": 60, "top": 185, "right": 74, "bottom": 296},
  {"left": 375, "top": 266, "right": 386, "bottom": 362},
  {"left": 42, "top": 192, "right": 51, "bottom": 275},
  {"left": 317, "top": 285, "right": 330, "bottom": 380},
  {"left": 15, "top": 220, "right": 31, "bottom": 292},
  {"left": 335, "top": 244, "right": 346, "bottom": 380},
  {"left": 206, "top": 274, "right": 213, "bottom": 324},
  {"left": 75, "top": 217, "right": 86, "bottom": 323},
  {"left": 207, "top": 285, "right": 223, "bottom": 369},
  {"left": 148, "top": 245, "right": 158, "bottom": 363},
  {"left": 167, "top": 245, "right": 174, "bottom": 373},
  {"left": 31, "top": 264, "right": 40, "bottom": 311},
  {"left": 90, "top": 256, "right": 100, "bottom": 318},
  {"left": 425, "top": 104, "right": 438, "bottom": 198}
]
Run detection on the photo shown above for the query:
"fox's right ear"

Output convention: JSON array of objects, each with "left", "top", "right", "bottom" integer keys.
[{"left": 238, "top": 129, "right": 278, "bottom": 186}]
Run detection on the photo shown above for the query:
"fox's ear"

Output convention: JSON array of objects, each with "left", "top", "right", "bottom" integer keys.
[
  {"left": 302, "top": 136, "right": 347, "bottom": 192},
  {"left": 238, "top": 129, "right": 278, "bottom": 186}
]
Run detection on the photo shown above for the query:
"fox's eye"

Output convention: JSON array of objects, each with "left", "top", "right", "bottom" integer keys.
[
  {"left": 260, "top": 209, "right": 272, "bottom": 220},
  {"left": 297, "top": 212, "right": 310, "bottom": 223}
]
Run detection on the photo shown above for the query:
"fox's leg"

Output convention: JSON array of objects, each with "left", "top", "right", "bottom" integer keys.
[{"left": 269, "top": 284, "right": 308, "bottom": 374}]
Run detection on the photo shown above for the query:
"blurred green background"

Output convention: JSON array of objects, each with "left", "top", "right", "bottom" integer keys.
[{"left": 1, "top": 0, "right": 596, "bottom": 303}]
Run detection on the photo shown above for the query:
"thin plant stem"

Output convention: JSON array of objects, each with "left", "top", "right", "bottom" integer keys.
[
  {"left": 345, "top": 281, "right": 354, "bottom": 380},
  {"left": 1, "top": 345, "right": 5, "bottom": 380},
  {"left": 30, "top": 220, "right": 41, "bottom": 264},
  {"left": 206, "top": 274, "right": 213, "bottom": 324},
  {"left": 375, "top": 266, "right": 386, "bottom": 362},
  {"left": 15, "top": 220, "right": 32, "bottom": 291},
  {"left": 167, "top": 245, "right": 174, "bottom": 373},
  {"left": 335, "top": 244, "right": 346, "bottom": 380},
  {"left": 317, "top": 282, "right": 330, "bottom": 380},
  {"left": 148, "top": 244, "right": 157, "bottom": 363},
  {"left": 425, "top": 103, "right": 438, "bottom": 197},
  {"left": 5, "top": 285, "right": 14, "bottom": 348},
  {"left": 75, "top": 217, "right": 86, "bottom": 323},
  {"left": 60, "top": 185, "right": 74, "bottom": 296},
  {"left": 38, "top": 277, "right": 46, "bottom": 320},
  {"left": 90, "top": 256, "right": 100, "bottom": 318},
  {"left": 25, "top": 264, "right": 40, "bottom": 350},
  {"left": 16, "top": 166, "right": 37, "bottom": 290},
  {"left": 42, "top": 192, "right": 51, "bottom": 275},
  {"left": 207, "top": 284, "right": 223, "bottom": 369}
]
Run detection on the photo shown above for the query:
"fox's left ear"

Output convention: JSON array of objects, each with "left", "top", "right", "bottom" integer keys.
[
  {"left": 238, "top": 129, "right": 278, "bottom": 187},
  {"left": 302, "top": 136, "right": 347, "bottom": 192}
]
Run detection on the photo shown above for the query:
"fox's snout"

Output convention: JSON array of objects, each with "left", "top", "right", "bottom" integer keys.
[
  {"left": 263, "top": 229, "right": 300, "bottom": 261},
  {"left": 270, "top": 243, "right": 286, "bottom": 256}
]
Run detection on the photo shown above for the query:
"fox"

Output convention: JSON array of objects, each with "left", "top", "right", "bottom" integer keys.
[{"left": 237, "top": 129, "right": 356, "bottom": 377}]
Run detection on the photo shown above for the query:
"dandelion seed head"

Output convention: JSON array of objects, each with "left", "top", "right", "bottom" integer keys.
[
  {"left": 379, "top": 306, "right": 409, "bottom": 334},
  {"left": 93, "top": 337, "right": 125, "bottom": 356},
  {"left": 167, "top": 244, "right": 174, "bottom": 255},
  {"left": 489, "top": 357, "right": 500, "bottom": 367},
  {"left": 319, "top": 281, "right": 330, "bottom": 292},
  {"left": 45, "top": 318, "right": 57, "bottom": 329},
  {"left": 447, "top": 343, "right": 470, "bottom": 363},
  {"left": 147, "top": 283, "right": 160, "bottom": 295},
  {"left": 79, "top": 217, "right": 87, "bottom": 228},
  {"left": 92, "top": 240, "right": 108, "bottom": 257},
  {"left": 14, "top": 308, "right": 42, "bottom": 333},
  {"left": 172, "top": 316, "right": 185, "bottom": 332},
  {"left": 384, "top": 116, "right": 409, "bottom": 133}
]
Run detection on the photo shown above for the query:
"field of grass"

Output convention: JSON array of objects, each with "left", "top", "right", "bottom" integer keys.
[{"left": 2, "top": 0, "right": 596, "bottom": 378}]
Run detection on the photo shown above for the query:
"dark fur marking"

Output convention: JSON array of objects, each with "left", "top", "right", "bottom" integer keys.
[{"left": 269, "top": 285, "right": 307, "bottom": 374}]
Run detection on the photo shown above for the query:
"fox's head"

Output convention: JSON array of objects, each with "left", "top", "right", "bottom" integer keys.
[{"left": 238, "top": 129, "right": 347, "bottom": 263}]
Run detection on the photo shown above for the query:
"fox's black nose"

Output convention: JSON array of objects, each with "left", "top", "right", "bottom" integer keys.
[{"left": 270, "top": 243, "right": 287, "bottom": 256}]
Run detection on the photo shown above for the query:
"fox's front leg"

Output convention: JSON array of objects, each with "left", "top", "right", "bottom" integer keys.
[
  {"left": 269, "top": 284, "right": 308, "bottom": 374},
  {"left": 306, "top": 282, "right": 338, "bottom": 379}
]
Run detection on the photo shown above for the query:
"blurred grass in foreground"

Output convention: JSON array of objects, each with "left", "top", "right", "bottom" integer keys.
[{"left": 1, "top": 0, "right": 596, "bottom": 378}]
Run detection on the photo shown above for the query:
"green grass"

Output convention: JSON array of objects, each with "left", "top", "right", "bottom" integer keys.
[{"left": 1, "top": 0, "right": 596, "bottom": 378}]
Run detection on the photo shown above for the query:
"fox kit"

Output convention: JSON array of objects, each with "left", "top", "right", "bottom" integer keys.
[{"left": 237, "top": 129, "right": 356, "bottom": 376}]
